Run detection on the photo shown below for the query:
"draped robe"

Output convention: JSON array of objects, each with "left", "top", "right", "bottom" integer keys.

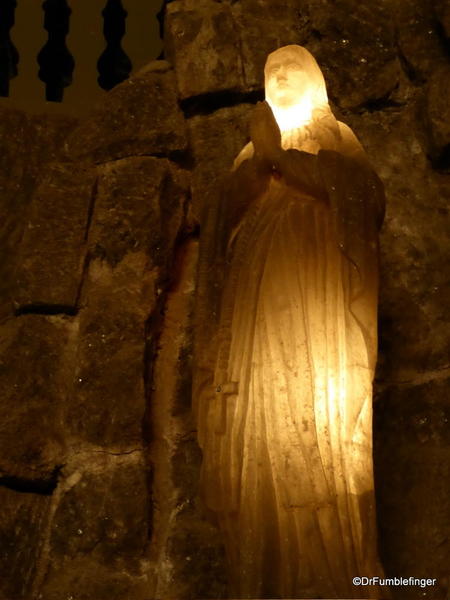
[{"left": 193, "top": 109, "right": 387, "bottom": 599}]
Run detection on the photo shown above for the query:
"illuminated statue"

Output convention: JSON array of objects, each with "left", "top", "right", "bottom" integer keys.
[{"left": 194, "top": 45, "right": 387, "bottom": 599}]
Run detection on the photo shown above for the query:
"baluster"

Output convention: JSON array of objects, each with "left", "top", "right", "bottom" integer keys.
[
  {"left": 97, "top": 0, "right": 132, "bottom": 91},
  {"left": 8, "top": 0, "right": 46, "bottom": 105},
  {"left": 0, "top": 0, "right": 18, "bottom": 97},
  {"left": 156, "top": 0, "right": 176, "bottom": 59},
  {"left": 37, "top": 0, "right": 75, "bottom": 102},
  {"left": 121, "top": 0, "right": 162, "bottom": 75},
  {"left": 64, "top": 0, "right": 106, "bottom": 113}
]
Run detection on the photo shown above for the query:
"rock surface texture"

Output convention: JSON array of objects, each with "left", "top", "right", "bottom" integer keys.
[{"left": 0, "top": 0, "right": 449, "bottom": 599}]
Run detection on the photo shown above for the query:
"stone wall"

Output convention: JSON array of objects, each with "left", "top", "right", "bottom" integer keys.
[
  {"left": 0, "top": 64, "right": 195, "bottom": 600},
  {"left": 0, "top": 1, "right": 449, "bottom": 599}
]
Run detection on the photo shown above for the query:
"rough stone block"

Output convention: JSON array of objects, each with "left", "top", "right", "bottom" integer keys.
[
  {"left": 67, "top": 255, "right": 155, "bottom": 449},
  {"left": 231, "top": 0, "right": 309, "bottom": 91},
  {"left": 165, "top": 0, "right": 243, "bottom": 99},
  {"left": 0, "top": 109, "right": 78, "bottom": 319},
  {"left": 344, "top": 108, "right": 450, "bottom": 380},
  {"left": 307, "top": 0, "right": 399, "bottom": 108},
  {"left": 41, "top": 562, "right": 151, "bottom": 600},
  {"left": 64, "top": 61, "right": 187, "bottom": 163},
  {"left": 0, "top": 316, "right": 75, "bottom": 481},
  {"left": 374, "top": 377, "right": 450, "bottom": 600},
  {"left": 40, "top": 456, "right": 152, "bottom": 600},
  {"left": 88, "top": 157, "right": 188, "bottom": 270},
  {"left": 0, "top": 488, "right": 51, "bottom": 600},
  {"left": 165, "top": 0, "right": 308, "bottom": 99},
  {"left": 145, "top": 238, "right": 225, "bottom": 599},
  {"left": 13, "top": 162, "right": 95, "bottom": 311},
  {"left": 395, "top": 0, "right": 448, "bottom": 82},
  {"left": 165, "top": 0, "right": 400, "bottom": 106},
  {"left": 66, "top": 157, "right": 189, "bottom": 448},
  {"left": 150, "top": 404, "right": 226, "bottom": 598},
  {"left": 435, "top": 0, "right": 450, "bottom": 39},
  {"left": 424, "top": 64, "right": 450, "bottom": 161},
  {"left": 188, "top": 104, "right": 253, "bottom": 219},
  {"left": 165, "top": 504, "right": 228, "bottom": 600},
  {"left": 378, "top": 196, "right": 450, "bottom": 378}
]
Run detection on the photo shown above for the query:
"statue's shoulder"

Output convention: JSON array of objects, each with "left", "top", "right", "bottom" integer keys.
[{"left": 335, "top": 121, "right": 369, "bottom": 165}]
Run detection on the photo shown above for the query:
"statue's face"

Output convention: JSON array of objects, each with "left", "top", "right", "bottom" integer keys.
[{"left": 265, "top": 58, "right": 309, "bottom": 108}]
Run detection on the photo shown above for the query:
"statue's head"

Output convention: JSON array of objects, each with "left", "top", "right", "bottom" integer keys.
[{"left": 264, "top": 45, "right": 328, "bottom": 127}]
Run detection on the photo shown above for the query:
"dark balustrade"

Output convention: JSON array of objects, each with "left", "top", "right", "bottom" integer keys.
[
  {"left": 0, "top": 0, "right": 163, "bottom": 108},
  {"left": 0, "top": 0, "right": 19, "bottom": 97}
]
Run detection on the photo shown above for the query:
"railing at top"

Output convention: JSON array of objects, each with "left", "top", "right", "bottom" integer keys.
[
  {"left": 0, "top": 0, "right": 18, "bottom": 97},
  {"left": 0, "top": 0, "right": 163, "bottom": 114}
]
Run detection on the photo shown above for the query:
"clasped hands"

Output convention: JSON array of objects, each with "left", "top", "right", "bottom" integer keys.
[
  {"left": 250, "top": 101, "right": 285, "bottom": 174},
  {"left": 250, "top": 101, "right": 315, "bottom": 175},
  {"left": 250, "top": 101, "right": 326, "bottom": 201}
]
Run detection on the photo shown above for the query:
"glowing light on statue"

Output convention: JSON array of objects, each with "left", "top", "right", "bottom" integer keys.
[
  {"left": 194, "top": 45, "right": 388, "bottom": 599},
  {"left": 264, "top": 46, "right": 328, "bottom": 131}
]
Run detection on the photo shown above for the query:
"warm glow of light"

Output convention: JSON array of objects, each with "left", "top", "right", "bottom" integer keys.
[
  {"left": 267, "top": 97, "right": 314, "bottom": 132},
  {"left": 264, "top": 44, "right": 329, "bottom": 133}
]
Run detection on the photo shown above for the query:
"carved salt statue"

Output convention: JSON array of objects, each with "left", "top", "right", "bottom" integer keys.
[{"left": 193, "top": 45, "right": 388, "bottom": 599}]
